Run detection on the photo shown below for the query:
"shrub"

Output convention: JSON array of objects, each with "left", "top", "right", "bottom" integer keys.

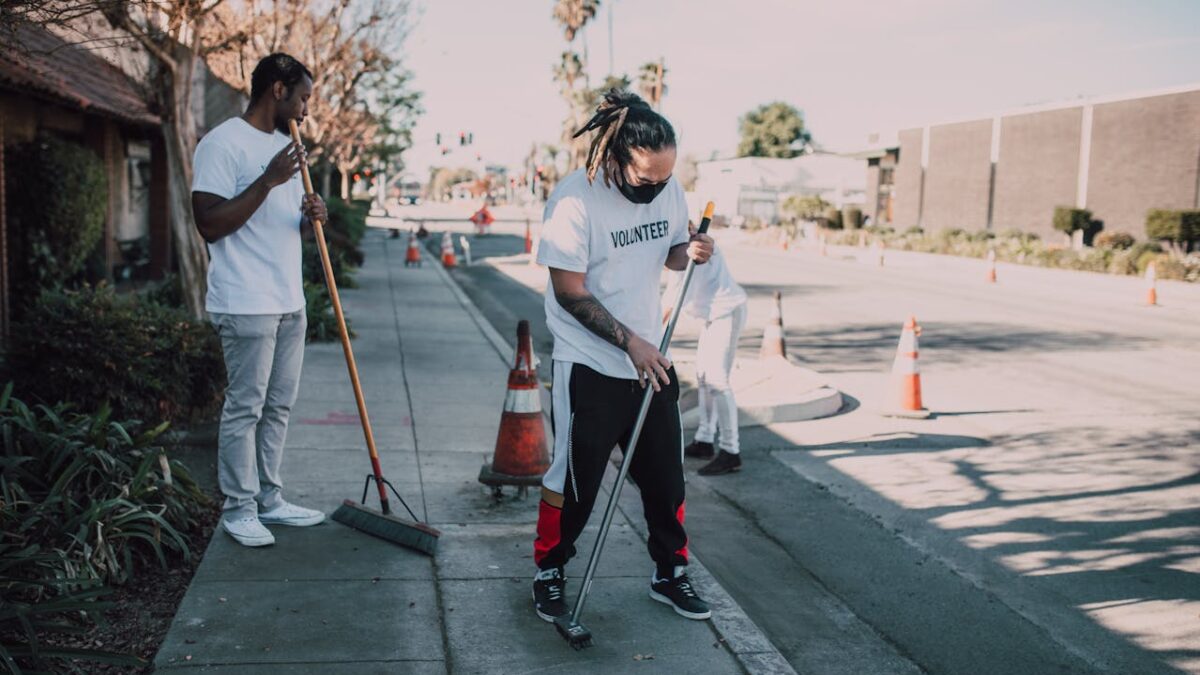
[
  {"left": 904, "top": 226, "right": 924, "bottom": 236},
  {"left": 1094, "top": 231, "right": 1136, "bottom": 250},
  {"left": 5, "top": 134, "right": 107, "bottom": 298},
  {"left": 326, "top": 197, "right": 369, "bottom": 250},
  {"left": 1052, "top": 206, "right": 1104, "bottom": 245},
  {"left": 0, "top": 385, "right": 209, "bottom": 670},
  {"left": 1053, "top": 206, "right": 1092, "bottom": 236},
  {"left": 842, "top": 207, "right": 863, "bottom": 230},
  {"left": 304, "top": 281, "right": 352, "bottom": 343},
  {"left": 822, "top": 206, "right": 843, "bottom": 230},
  {"left": 781, "top": 194, "right": 829, "bottom": 221},
  {"left": 1145, "top": 209, "right": 1200, "bottom": 247},
  {"left": 3, "top": 286, "right": 225, "bottom": 425},
  {"left": 304, "top": 239, "right": 358, "bottom": 289}
]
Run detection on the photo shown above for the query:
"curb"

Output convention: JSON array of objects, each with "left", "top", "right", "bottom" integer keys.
[{"left": 424, "top": 230, "right": 797, "bottom": 675}]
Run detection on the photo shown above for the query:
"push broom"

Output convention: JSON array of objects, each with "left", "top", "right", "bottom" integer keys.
[
  {"left": 288, "top": 119, "right": 440, "bottom": 556},
  {"left": 555, "top": 201, "right": 715, "bottom": 649}
]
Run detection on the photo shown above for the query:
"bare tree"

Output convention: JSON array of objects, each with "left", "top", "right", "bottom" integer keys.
[
  {"left": 205, "top": 0, "right": 418, "bottom": 199},
  {"left": 4, "top": 1, "right": 246, "bottom": 317}
]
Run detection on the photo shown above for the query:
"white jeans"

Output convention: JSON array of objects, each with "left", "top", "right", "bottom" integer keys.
[
  {"left": 694, "top": 303, "right": 747, "bottom": 453},
  {"left": 210, "top": 310, "right": 306, "bottom": 519}
]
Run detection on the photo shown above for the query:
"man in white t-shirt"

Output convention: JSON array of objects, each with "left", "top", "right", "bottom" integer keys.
[
  {"left": 663, "top": 232, "right": 748, "bottom": 475},
  {"left": 191, "top": 53, "right": 327, "bottom": 547},
  {"left": 531, "top": 91, "right": 715, "bottom": 625}
]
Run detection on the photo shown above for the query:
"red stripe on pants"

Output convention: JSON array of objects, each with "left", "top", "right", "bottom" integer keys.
[
  {"left": 534, "top": 499, "right": 562, "bottom": 567},
  {"left": 675, "top": 501, "right": 688, "bottom": 561}
]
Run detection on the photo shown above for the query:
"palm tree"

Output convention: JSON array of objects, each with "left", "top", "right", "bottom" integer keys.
[
  {"left": 552, "top": 0, "right": 599, "bottom": 42},
  {"left": 553, "top": 51, "right": 584, "bottom": 94},
  {"left": 637, "top": 59, "right": 666, "bottom": 110}
]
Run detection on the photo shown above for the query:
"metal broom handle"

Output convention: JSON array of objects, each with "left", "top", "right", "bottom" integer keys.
[{"left": 569, "top": 201, "right": 716, "bottom": 623}]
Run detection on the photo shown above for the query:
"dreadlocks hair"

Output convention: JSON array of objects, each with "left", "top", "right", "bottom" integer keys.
[{"left": 573, "top": 89, "right": 676, "bottom": 185}]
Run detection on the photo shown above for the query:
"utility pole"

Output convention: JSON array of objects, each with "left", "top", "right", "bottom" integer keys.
[
  {"left": 607, "top": 1, "right": 614, "bottom": 76},
  {"left": 654, "top": 58, "right": 664, "bottom": 111}
]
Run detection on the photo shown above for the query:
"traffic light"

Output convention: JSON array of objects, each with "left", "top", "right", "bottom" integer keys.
[
  {"left": 459, "top": 131, "right": 466, "bottom": 146},
  {"left": 435, "top": 132, "right": 441, "bottom": 145},
  {"left": 468, "top": 132, "right": 474, "bottom": 145}
]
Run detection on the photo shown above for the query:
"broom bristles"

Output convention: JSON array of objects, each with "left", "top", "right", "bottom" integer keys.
[{"left": 331, "top": 500, "right": 440, "bottom": 556}]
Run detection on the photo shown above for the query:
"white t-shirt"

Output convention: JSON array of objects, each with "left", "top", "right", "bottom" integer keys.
[
  {"left": 192, "top": 117, "right": 305, "bottom": 315},
  {"left": 537, "top": 168, "right": 690, "bottom": 379},
  {"left": 663, "top": 247, "right": 747, "bottom": 322}
]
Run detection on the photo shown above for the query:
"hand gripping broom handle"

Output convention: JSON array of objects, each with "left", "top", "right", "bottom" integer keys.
[
  {"left": 569, "top": 201, "right": 715, "bottom": 624},
  {"left": 288, "top": 120, "right": 392, "bottom": 516}
]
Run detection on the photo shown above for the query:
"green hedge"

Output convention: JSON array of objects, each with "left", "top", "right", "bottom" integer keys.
[
  {"left": 5, "top": 134, "right": 107, "bottom": 299},
  {"left": 842, "top": 207, "right": 863, "bottom": 230},
  {"left": 822, "top": 206, "right": 843, "bottom": 230},
  {"left": 1145, "top": 209, "right": 1200, "bottom": 245},
  {"left": 3, "top": 286, "right": 225, "bottom": 425}
]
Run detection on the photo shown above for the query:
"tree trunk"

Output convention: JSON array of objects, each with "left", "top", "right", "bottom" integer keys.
[
  {"left": 156, "top": 46, "right": 209, "bottom": 319},
  {"left": 320, "top": 163, "right": 332, "bottom": 199},
  {"left": 339, "top": 165, "right": 350, "bottom": 201}
]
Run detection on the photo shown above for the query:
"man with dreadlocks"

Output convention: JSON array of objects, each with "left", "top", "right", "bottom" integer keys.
[{"left": 532, "top": 90, "right": 715, "bottom": 623}]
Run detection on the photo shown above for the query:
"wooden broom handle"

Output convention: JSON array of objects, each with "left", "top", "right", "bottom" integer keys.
[{"left": 287, "top": 120, "right": 384, "bottom": 473}]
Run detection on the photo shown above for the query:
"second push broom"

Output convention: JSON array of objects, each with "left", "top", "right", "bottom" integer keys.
[
  {"left": 555, "top": 201, "right": 716, "bottom": 649},
  {"left": 288, "top": 119, "right": 440, "bottom": 556}
]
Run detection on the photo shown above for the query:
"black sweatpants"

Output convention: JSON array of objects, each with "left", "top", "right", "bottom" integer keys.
[{"left": 540, "top": 362, "right": 687, "bottom": 578}]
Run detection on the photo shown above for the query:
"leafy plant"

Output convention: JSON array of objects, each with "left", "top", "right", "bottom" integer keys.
[
  {"left": 0, "top": 385, "right": 210, "bottom": 671},
  {"left": 781, "top": 194, "right": 829, "bottom": 221},
  {"left": 304, "top": 281, "right": 353, "bottom": 343},
  {"left": 1094, "top": 231, "right": 1136, "bottom": 250},
  {"left": 5, "top": 134, "right": 107, "bottom": 300},
  {"left": 1145, "top": 209, "right": 1200, "bottom": 251},
  {"left": 3, "top": 286, "right": 225, "bottom": 425},
  {"left": 822, "top": 206, "right": 843, "bottom": 230}
]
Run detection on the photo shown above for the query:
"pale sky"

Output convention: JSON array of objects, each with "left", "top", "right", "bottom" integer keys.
[{"left": 401, "top": 0, "right": 1200, "bottom": 179}]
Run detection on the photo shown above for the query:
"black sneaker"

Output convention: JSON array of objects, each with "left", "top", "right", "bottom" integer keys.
[
  {"left": 532, "top": 568, "right": 568, "bottom": 623},
  {"left": 698, "top": 450, "right": 742, "bottom": 476},
  {"left": 684, "top": 440, "right": 715, "bottom": 459},
  {"left": 650, "top": 573, "right": 711, "bottom": 620}
]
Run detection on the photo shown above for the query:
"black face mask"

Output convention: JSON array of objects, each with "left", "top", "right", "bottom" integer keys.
[{"left": 615, "top": 164, "right": 669, "bottom": 204}]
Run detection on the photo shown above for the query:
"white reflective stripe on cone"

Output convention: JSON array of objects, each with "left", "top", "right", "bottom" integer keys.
[
  {"left": 503, "top": 387, "right": 542, "bottom": 413},
  {"left": 892, "top": 355, "right": 920, "bottom": 374}
]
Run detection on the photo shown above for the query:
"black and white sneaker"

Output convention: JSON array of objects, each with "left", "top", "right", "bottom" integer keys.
[
  {"left": 650, "top": 571, "right": 711, "bottom": 620},
  {"left": 532, "top": 567, "right": 568, "bottom": 623}
]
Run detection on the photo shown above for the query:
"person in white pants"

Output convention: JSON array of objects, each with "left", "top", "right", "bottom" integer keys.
[{"left": 663, "top": 234, "right": 747, "bottom": 475}]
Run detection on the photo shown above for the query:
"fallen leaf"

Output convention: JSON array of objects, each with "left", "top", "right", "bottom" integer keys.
[
  {"left": 185, "top": 655, "right": 192, "bottom": 661},
  {"left": 218, "top": 597, "right": 227, "bottom": 603}
]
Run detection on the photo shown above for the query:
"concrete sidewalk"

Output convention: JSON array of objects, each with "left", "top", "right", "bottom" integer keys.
[{"left": 155, "top": 229, "right": 790, "bottom": 674}]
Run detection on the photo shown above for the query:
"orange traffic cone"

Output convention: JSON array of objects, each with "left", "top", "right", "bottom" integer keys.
[
  {"left": 780, "top": 236, "right": 790, "bottom": 251},
  {"left": 884, "top": 316, "right": 930, "bottom": 418},
  {"left": 1145, "top": 262, "right": 1157, "bottom": 306},
  {"left": 986, "top": 249, "right": 997, "bottom": 283},
  {"left": 441, "top": 232, "right": 457, "bottom": 268},
  {"left": 405, "top": 230, "right": 421, "bottom": 267},
  {"left": 759, "top": 291, "right": 787, "bottom": 360},
  {"left": 479, "top": 320, "right": 550, "bottom": 491}
]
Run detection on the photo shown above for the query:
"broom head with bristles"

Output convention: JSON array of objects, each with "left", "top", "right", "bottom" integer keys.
[{"left": 331, "top": 499, "right": 440, "bottom": 556}]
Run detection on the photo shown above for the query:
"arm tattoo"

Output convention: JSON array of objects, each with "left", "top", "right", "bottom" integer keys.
[{"left": 556, "top": 291, "right": 632, "bottom": 351}]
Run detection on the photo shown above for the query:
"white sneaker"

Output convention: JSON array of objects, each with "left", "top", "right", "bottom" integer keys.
[
  {"left": 259, "top": 501, "right": 326, "bottom": 527},
  {"left": 222, "top": 515, "right": 275, "bottom": 547}
]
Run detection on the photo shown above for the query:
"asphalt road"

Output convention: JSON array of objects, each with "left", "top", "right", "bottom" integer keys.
[{"left": 406, "top": 215, "right": 1199, "bottom": 675}]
